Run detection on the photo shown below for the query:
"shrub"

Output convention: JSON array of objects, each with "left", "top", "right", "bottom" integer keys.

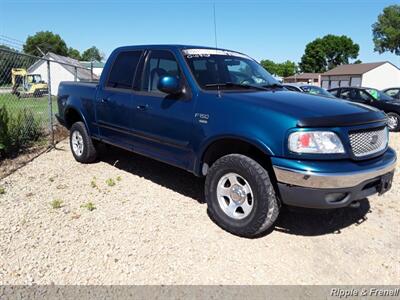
[{"left": 0, "top": 105, "right": 43, "bottom": 159}]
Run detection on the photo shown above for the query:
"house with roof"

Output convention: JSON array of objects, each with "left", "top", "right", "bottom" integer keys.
[
  {"left": 320, "top": 61, "right": 400, "bottom": 90},
  {"left": 80, "top": 61, "right": 105, "bottom": 77},
  {"left": 283, "top": 73, "right": 321, "bottom": 86},
  {"left": 28, "top": 52, "right": 98, "bottom": 95}
]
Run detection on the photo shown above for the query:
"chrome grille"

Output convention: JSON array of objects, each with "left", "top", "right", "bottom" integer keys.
[{"left": 349, "top": 127, "right": 388, "bottom": 158}]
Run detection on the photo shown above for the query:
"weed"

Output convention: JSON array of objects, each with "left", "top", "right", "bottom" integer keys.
[
  {"left": 50, "top": 199, "right": 63, "bottom": 209},
  {"left": 91, "top": 180, "right": 97, "bottom": 188},
  {"left": 116, "top": 176, "right": 122, "bottom": 182},
  {"left": 81, "top": 202, "right": 96, "bottom": 211},
  {"left": 49, "top": 176, "right": 55, "bottom": 182},
  {"left": 0, "top": 187, "right": 5, "bottom": 195},
  {"left": 106, "top": 178, "right": 115, "bottom": 187}
]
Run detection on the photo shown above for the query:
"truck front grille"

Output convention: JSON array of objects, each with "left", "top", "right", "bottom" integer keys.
[{"left": 349, "top": 126, "right": 388, "bottom": 158}]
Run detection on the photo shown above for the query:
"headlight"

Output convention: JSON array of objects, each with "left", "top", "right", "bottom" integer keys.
[{"left": 288, "top": 131, "right": 345, "bottom": 154}]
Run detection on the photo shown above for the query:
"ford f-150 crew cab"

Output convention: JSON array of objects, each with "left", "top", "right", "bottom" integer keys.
[{"left": 56, "top": 45, "right": 396, "bottom": 237}]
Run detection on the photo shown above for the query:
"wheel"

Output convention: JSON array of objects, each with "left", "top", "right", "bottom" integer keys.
[
  {"left": 387, "top": 112, "right": 400, "bottom": 132},
  {"left": 205, "top": 154, "right": 280, "bottom": 237},
  {"left": 69, "top": 121, "right": 97, "bottom": 163}
]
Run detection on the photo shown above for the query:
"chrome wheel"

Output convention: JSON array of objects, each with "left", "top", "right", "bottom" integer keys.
[
  {"left": 71, "top": 130, "right": 84, "bottom": 156},
  {"left": 216, "top": 172, "right": 254, "bottom": 220},
  {"left": 388, "top": 115, "right": 398, "bottom": 130}
]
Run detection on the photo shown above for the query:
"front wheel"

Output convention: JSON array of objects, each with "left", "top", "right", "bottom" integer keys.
[
  {"left": 387, "top": 112, "right": 400, "bottom": 132},
  {"left": 205, "top": 154, "right": 280, "bottom": 237},
  {"left": 69, "top": 121, "right": 97, "bottom": 163}
]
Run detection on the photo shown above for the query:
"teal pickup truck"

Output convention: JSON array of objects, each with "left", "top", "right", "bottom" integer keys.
[{"left": 56, "top": 45, "right": 396, "bottom": 237}]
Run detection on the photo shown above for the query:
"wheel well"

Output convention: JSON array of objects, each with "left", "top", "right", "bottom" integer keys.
[
  {"left": 202, "top": 138, "right": 273, "bottom": 174},
  {"left": 65, "top": 108, "right": 82, "bottom": 129}
]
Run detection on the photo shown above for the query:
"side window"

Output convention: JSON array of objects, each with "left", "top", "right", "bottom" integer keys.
[
  {"left": 329, "top": 89, "right": 339, "bottom": 97},
  {"left": 359, "top": 90, "right": 373, "bottom": 101},
  {"left": 106, "top": 51, "right": 142, "bottom": 89},
  {"left": 340, "top": 89, "right": 352, "bottom": 100},
  {"left": 141, "top": 50, "right": 181, "bottom": 92},
  {"left": 386, "top": 89, "right": 400, "bottom": 98}
]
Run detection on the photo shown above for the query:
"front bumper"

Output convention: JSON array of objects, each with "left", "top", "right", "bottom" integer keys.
[{"left": 272, "top": 147, "right": 397, "bottom": 209}]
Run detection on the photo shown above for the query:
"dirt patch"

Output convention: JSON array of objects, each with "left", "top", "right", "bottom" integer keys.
[{"left": 0, "top": 133, "right": 398, "bottom": 285}]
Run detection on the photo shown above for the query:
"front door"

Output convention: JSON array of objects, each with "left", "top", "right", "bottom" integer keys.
[{"left": 131, "top": 49, "right": 195, "bottom": 169}]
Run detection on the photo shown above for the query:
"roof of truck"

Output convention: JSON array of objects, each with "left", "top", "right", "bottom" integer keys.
[{"left": 113, "top": 44, "right": 249, "bottom": 55}]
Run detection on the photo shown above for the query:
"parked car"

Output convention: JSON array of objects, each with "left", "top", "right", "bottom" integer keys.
[
  {"left": 282, "top": 83, "right": 336, "bottom": 98},
  {"left": 56, "top": 45, "right": 396, "bottom": 237},
  {"left": 329, "top": 87, "right": 400, "bottom": 131},
  {"left": 383, "top": 87, "right": 400, "bottom": 100}
]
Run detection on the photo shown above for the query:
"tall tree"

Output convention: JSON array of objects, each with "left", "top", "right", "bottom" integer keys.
[
  {"left": 23, "top": 31, "right": 68, "bottom": 56},
  {"left": 67, "top": 47, "right": 81, "bottom": 60},
  {"left": 372, "top": 5, "right": 400, "bottom": 55},
  {"left": 81, "top": 46, "right": 103, "bottom": 61},
  {"left": 299, "top": 35, "right": 360, "bottom": 73}
]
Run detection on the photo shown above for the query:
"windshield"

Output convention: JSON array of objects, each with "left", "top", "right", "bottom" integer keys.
[
  {"left": 27, "top": 74, "right": 42, "bottom": 83},
  {"left": 366, "top": 88, "right": 394, "bottom": 101},
  {"left": 182, "top": 49, "right": 278, "bottom": 90},
  {"left": 300, "top": 86, "right": 335, "bottom": 98}
]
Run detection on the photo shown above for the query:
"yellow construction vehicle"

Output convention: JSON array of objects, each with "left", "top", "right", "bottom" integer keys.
[{"left": 11, "top": 68, "right": 48, "bottom": 98}]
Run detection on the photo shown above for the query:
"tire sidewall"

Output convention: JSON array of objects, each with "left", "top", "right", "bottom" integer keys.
[
  {"left": 70, "top": 122, "right": 90, "bottom": 162},
  {"left": 206, "top": 155, "right": 276, "bottom": 235}
]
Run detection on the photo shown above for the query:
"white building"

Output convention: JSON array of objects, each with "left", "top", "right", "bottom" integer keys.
[
  {"left": 80, "top": 61, "right": 105, "bottom": 77},
  {"left": 28, "top": 52, "right": 98, "bottom": 95},
  {"left": 320, "top": 61, "right": 400, "bottom": 90}
]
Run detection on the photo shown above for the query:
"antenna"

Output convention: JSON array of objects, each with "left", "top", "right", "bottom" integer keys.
[
  {"left": 213, "top": 2, "right": 222, "bottom": 98},
  {"left": 213, "top": 2, "right": 218, "bottom": 50}
]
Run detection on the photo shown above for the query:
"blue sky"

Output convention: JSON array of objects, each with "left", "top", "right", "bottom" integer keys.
[{"left": 0, "top": 0, "right": 399, "bottom": 66}]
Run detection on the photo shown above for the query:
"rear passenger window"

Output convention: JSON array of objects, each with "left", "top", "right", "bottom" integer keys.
[{"left": 106, "top": 51, "right": 142, "bottom": 89}]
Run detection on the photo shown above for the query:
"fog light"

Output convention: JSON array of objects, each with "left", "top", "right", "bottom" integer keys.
[{"left": 325, "top": 193, "right": 347, "bottom": 203}]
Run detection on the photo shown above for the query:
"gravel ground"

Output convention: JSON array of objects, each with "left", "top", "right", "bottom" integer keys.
[{"left": 0, "top": 134, "right": 399, "bottom": 285}]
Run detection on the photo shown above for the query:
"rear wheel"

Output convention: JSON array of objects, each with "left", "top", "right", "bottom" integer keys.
[
  {"left": 69, "top": 121, "right": 97, "bottom": 163},
  {"left": 387, "top": 112, "right": 400, "bottom": 132},
  {"left": 205, "top": 154, "right": 280, "bottom": 237}
]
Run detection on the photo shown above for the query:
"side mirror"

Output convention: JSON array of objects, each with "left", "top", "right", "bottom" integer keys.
[{"left": 158, "top": 76, "right": 182, "bottom": 95}]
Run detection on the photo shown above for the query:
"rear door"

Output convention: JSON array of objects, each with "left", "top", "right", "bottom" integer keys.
[
  {"left": 96, "top": 50, "right": 143, "bottom": 147},
  {"left": 130, "top": 49, "right": 195, "bottom": 169}
]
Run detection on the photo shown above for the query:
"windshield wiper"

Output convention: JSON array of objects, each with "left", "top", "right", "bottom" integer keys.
[{"left": 205, "top": 82, "right": 268, "bottom": 91}]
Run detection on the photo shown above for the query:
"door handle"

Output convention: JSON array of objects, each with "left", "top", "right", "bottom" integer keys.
[
  {"left": 136, "top": 104, "right": 149, "bottom": 111},
  {"left": 101, "top": 98, "right": 109, "bottom": 103}
]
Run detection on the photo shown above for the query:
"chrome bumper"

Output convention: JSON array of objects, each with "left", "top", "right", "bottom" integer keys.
[{"left": 273, "top": 157, "right": 397, "bottom": 189}]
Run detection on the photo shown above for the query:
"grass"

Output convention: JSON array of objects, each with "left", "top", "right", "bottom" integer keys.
[
  {"left": 50, "top": 199, "right": 63, "bottom": 209},
  {"left": 81, "top": 202, "right": 96, "bottom": 211},
  {"left": 0, "top": 93, "right": 58, "bottom": 125}
]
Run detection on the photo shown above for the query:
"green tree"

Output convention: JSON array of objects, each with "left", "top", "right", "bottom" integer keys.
[
  {"left": 260, "top": 59, "right": 297, "bottom": 77},
  {"left": 276, "top": 60, "right": 297, "bottom": 77},
  {"left": 372, "top": 5, "right": 400, "bottom": 55},
  {"left": 299, "top": 35, "right": 360, "bottom": 73},
  {"left": 260, "top": 59, "right": 278, "bottom": 75},
  {"left": 81, "top": 46, "right": 103, "bottom": 61},
  {"left": 67, "top": 47, "right": 81, "bottom": 60},
  {"left": 23, "top": 31, "right": 68, "bottom": 56}
]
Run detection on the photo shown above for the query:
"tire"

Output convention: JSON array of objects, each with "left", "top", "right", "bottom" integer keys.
[
  {"left": 69, "top": 121, "right": 97, "bottom": 163},
  {"left": 205, "top": 154, "right": 280, "bottom": 237},
  {"left": 387, "top": 112, "right": 400, "bottom": 132}
]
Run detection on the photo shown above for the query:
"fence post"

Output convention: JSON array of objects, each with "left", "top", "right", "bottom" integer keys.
[
  {"left": 91, "top": 61, "right": 93, "bottom": 81},
  {"left": 74, "top": 66, "right": 78, "bottom": 81},
  {"left": 47, "top": 60, "right": 54, "bottom": 146}
]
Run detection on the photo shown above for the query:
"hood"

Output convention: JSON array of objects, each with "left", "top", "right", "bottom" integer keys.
[{"left": 222, "top": 90, "right": 386, "bottom": 127}]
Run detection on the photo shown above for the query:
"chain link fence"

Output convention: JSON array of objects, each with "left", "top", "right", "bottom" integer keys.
[{"left": 0, "top": 46, "right": 98, "bottom": 162}]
